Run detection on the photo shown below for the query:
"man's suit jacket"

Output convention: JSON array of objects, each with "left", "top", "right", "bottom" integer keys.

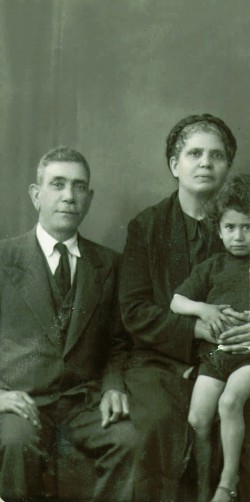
[
  {"left": 0, "top": 229, "right": 129, "bottom": 406},
  {"left": 120, "top": 191, "right": 223, "bottom": 375}
]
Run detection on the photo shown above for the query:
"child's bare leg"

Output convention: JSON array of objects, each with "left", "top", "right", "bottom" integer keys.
[
  {"left": 211, "top": 365, "right": 250, "bottom": 501},
  {"left": 188, "top": 375, "right": 225, "bottom": 502}
]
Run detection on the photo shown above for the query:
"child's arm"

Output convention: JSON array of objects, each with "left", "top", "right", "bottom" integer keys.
[
  {"left": 171, "top": 294, "right": 209, "bottom": 317},
  {"left": 171, "top": 294, "right": 230, "bottom": 336}
]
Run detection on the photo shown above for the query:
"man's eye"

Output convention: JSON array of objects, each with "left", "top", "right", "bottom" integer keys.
[
  {"left": 243, "top": 225, "right": 250, "bottom": 231},
  {"left": 52, "top": 182, "right": 64, "bottom": 188},
  {"left": 74, "top": 184, "right": 87, "bottom": 191}
]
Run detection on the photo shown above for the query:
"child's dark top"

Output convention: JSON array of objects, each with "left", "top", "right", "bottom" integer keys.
[{"left": 175, "top": 252, "right": 250, "bottom": 381}]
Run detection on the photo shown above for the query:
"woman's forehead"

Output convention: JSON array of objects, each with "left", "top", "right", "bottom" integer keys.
[{"left": 181, "top": 130, "right": 226, "bottom": 150}]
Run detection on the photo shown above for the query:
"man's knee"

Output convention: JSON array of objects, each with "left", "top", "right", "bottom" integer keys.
[
  {"left": 108, "top": 419, "right": 137, "bottom": 455},
  {"left": 0, "top": 413, "right": 40, "bottom": 452}
]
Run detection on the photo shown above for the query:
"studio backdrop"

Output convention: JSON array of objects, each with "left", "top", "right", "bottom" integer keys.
[{"left": 0, "top": 0, "right": 249, "bottom": 251}]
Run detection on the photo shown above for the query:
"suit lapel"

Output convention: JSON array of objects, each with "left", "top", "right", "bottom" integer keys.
[
  {"left": 4, "top": 230, "right": 59, "bottom": 346},
  {"left": 64, "top": 237, "right": 107, "bottom": 355}
]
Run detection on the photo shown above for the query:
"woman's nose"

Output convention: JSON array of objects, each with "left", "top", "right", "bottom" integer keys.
[{"left": 200, "top": 153, "right": 211, "bottom": 167}]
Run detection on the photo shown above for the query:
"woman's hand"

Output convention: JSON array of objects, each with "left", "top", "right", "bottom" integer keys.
[{"left": 218, "top": 311, "right": 250, "bottom": 353}]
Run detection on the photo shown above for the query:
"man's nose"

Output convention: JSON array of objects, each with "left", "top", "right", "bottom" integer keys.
[{"left": 62, "top": 184, "right": 74, "bottom": 201}]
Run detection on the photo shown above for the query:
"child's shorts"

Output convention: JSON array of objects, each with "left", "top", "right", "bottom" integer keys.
[{"left": 198, "top": 342, "right": 250, "bottom": 382}]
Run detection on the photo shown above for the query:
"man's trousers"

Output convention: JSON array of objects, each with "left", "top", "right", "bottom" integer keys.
[{"left": 0, "top": 386, "right": 137, "bottom": 502}]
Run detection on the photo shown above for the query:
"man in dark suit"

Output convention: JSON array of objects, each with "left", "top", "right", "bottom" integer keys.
[{"left": 0, "top": 147, "right": 136, "bottom": 502}]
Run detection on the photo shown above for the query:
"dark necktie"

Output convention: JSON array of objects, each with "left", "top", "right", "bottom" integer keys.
[{"left": 54, "top": 242, "right": 71, "bottom": 297}]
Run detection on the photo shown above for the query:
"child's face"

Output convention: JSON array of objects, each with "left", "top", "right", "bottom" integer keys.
[{"left": 219, "top": 209, "right": 250, "bottom": 256}]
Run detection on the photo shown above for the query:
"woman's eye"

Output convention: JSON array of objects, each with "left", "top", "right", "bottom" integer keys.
[
  {"left": 189, "top": 150, "right": 201, "bottom": 157},
  {"left": 212, "top": 152, "right": 225, "bottom": 160}
]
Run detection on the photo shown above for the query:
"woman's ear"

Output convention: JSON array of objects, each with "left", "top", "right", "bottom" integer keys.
[
  {"left": 29, "top": 184, "right": 41, "bottom": 212},
  {"left": 169, "top": 156, "right": 179, "bottom": 178}
]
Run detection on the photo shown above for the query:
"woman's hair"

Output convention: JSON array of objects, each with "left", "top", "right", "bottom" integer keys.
[
  {"left": 208, "top": 174, "right": 250, "bottom": 226},
  {"left": 166, "top": 113, "right": 237, "bottom": 168}
]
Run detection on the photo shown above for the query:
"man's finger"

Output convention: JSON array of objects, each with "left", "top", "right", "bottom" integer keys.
[
  {"left": 108, "top": 410, "right": 120, "bottom": 424},
  {"left": 15, "top": 395, "right": 41, "bottom": 428},
  {"left": 100, "top": 398, "right": 111, "bottom": 428},
  {"left": 22, "top": 393, "right": 36, "bottom": 405},
  {"left": 6, "top": 403, "right": 29, "bottom": 419},
  {"left": 121, "top": 394, "right": 129, "bottom": 416}
]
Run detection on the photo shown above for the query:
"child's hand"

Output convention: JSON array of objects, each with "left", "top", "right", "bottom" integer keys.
[
  {"left": 222, "top": 307, "right": 249, "bottom": 326},
  {"left": 199, "top": 304, "right": 231, "bottom": 338}
]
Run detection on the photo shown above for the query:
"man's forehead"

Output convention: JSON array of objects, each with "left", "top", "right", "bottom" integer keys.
[{"left": 44, "top": 161, "right": 89, "bottom": 180}]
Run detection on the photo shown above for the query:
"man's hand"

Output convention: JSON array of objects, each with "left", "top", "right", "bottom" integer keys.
[
  {"left": 100, "top": 390, "right": 129, "bottom": 428},
  {"left": 0, "top": 390, "right": 41, "bottom": 428},
  {"left": 194, "top": 319, "right": 217, "bottom": 343},
  {"left": 218, "top": 317, "right": 250, "bottom": 354}
]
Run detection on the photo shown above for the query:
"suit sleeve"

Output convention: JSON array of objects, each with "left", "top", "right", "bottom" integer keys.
[
  {"left": 119, "top": 218, "right": 196, "bottom": 364},
  {"left": 101, "top": 255, "right": 132, "bottom": 394}
]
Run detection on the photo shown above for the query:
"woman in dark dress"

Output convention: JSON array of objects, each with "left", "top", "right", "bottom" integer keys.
[{"left": 120, "top": 113, "right": 250, "bottom": 501}]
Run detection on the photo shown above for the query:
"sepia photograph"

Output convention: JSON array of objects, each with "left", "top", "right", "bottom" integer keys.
[{"left": 0, "top": 1, "right": 250, "bottom": 501}]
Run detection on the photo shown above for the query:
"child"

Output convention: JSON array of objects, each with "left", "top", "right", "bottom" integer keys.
[{"left": 170, "top": 174, "right": 250, "bottom": 502}]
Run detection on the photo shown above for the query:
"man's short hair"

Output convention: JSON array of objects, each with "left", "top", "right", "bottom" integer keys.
[
  {"left": 37, "top": 146, "right": 90, "bottom": 184},
  {"left": 165, "top": 113, "right": 237, "bottom": 168}
]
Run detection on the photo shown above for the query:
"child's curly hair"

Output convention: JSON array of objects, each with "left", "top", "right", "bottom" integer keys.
[{"left": 207, "top": 173, "right": 250, "bottom": 227}]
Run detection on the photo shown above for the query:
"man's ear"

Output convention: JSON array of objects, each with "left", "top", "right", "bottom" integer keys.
[
  {"left": 29, "top": 184, "right": 41, "bottom": 212},
  {"left": 85, "top": 189, "right": 94, "bottom": 214},
  {"left": 169, "top": 157, "right": 179, "bottom": 178}
]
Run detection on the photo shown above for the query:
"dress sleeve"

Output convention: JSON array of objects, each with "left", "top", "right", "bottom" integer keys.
[
  {"left": 174, "top": 259, "right": 212, "bottom": 302},
  {"left": 119, "top": 217, "right": 196, "bottom": 363}
]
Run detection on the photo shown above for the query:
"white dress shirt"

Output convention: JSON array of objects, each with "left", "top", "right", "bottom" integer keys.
[{"left": 36, "top": 223, "right": 81, "bottom": 284}]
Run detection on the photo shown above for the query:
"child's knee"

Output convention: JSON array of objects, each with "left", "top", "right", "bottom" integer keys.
[
  {"left": 218, "top": 391, "right": 242, "bottom": 417},
  {"left": 188, "top": 409, "right": 212, "bottom": 436}
]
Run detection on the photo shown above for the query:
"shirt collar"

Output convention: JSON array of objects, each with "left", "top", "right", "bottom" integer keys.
[{"left": 36, "top": 223, "right": 81, "bottom": 258}]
